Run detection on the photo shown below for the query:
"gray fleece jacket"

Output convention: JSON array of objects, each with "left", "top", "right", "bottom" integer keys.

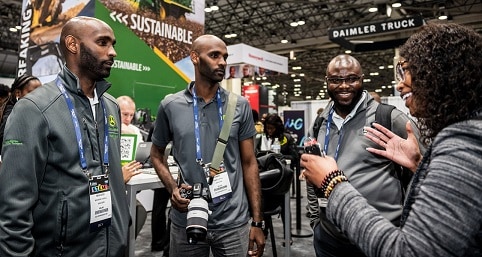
[{"left": 0, "top": 67, "right": 129, "bottom": 257}]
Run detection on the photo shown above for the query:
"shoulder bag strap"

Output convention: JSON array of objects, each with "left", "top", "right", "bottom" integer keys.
[{"left": 210, "top": 92, "right": 238, "bottom": 173}]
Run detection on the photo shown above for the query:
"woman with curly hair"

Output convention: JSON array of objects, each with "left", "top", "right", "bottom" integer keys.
[{"left": 300, "top": 23, "right": 482, "bottom": 256}]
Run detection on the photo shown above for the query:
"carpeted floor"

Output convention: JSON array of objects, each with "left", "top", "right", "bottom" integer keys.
[{"left": 133, "top": 181, "right": 316, "bottom": 257}]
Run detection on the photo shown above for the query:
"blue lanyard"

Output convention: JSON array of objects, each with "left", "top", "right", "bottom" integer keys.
[
  {"left": 192, "top": 86, "right": 223, "bottom": 165},
  {"left": 323, "top": 107, "right": 344, "bottom": 161},
  {"left": 56, "top": 79, "right": 109, "bottom": 177}
]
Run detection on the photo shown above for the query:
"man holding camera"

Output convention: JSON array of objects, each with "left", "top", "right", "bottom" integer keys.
[{"left": 150, "top": 34, "right": 265, "bottom": 257}]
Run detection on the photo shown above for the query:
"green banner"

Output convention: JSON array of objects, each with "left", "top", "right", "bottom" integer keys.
[
  {"left": 96, "top": 0, "right": 190, "bottom": 114},
  {"left": 19, "top": 0, "right": 204, "bottom": 116}
]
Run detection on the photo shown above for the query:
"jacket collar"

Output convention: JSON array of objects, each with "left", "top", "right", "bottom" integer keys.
[{"left": 58, "top": 66, "right": 111, "bottom": 98}]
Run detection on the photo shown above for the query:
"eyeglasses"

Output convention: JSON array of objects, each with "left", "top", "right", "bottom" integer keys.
[
  {"left": 326, "top": 75, "right": 362, "bottom": 85},
  {"left": 396, "top": 61, "right": 409, "bottom": 82}
]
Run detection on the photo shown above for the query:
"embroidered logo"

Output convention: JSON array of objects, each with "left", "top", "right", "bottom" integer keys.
[{"left": 108, "top": 115, "right": 116, "bottom": 128}]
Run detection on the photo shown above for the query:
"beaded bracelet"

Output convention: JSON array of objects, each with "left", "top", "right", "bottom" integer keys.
[
  {"left": 319, "top": 170, "right": 348, "bottom": 198},
  {"left": 324, "top": 175, "right": 348, "bottom": 198}
]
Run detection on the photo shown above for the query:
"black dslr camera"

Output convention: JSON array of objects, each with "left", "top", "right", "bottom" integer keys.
[{"left": 180, "top": 183, "right": 212, "bottom": 244}]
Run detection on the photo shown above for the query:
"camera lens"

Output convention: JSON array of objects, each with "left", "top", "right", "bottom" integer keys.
[{"left": 186, "top": 198, "right": 209, "bottom": 244}]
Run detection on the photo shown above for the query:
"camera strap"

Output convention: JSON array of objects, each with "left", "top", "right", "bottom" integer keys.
[{"left": 210, "top": 92, "right": 238, "bottom": 175}]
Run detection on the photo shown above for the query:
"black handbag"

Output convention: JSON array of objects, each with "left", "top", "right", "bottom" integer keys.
[{"left": 257, "top": 152, "right": 294, "bottom": 196}]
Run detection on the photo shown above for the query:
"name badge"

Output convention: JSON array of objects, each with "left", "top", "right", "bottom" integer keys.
[
  {"left": 208, "top": 172, "right": 232, "bottom": 204},
  {"left": 89, "top": 174, "right": 112, "bottom": 232}
]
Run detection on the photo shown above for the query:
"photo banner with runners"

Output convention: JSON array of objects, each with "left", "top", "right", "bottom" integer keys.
[{"left": 17, "top": 0, "right": 204, "bottom": 113}]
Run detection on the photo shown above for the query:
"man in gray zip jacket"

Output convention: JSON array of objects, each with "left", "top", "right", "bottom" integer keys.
[
  {"left": 0, "top": 17, "right": 129, "bottom": 256},
  {"left": 307, "top": 54, "right": 423, "bottom": 257}
]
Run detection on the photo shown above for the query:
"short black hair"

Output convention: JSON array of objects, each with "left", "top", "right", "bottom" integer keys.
[{"left": 0, "top": 84, "right": 9, "bottom": 98}]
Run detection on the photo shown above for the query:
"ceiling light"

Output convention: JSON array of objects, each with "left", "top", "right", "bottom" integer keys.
[
  {"left": 281, "top": 37, "right": 288, "bottom": 43},
  {"left": 392, "top": 3, "right": 401, "bottom": 8},
  {"left": 379, "top": 66, "right": 385, "bottom": 69},
  {"left": 345, "top": 50, "right": 352, "bottom": 54},
  {"left": 369, "top": 7, "right": 378, "bottom": 12},
  {"left": 204, "top": 5, "right": 212, "bottom": 12},
  {"left": 290, "top": 20, "right": 306, "bottom": 27},
  {"left": 208, "top": 1, "right": 219, "bottom": 11},
  {"left": 224, "top": 32, "right": 237, "bottom": 38},
  {"left": 9, "top": 27, "right": 17, "bottom": 32},
  {"left": 15, "top": 25, "right": 21, "bottom": 30},
  {"left": 438, "top": 12, "right": 448, "bottom": 20},
  {"left": 386, "top": 4, "right": 392, "bottom": 17}
]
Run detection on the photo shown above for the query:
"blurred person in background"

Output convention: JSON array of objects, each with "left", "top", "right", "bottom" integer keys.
[
  {"left": 117, "top": 95, "right": 144, "bottom": 142},
  {"left": 0, "top": 74, "right": 41, "bottom": 156}
]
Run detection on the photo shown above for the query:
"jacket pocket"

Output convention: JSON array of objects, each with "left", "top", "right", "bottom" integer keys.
[{"left": 55, "top": 193, "right": 68, "bottom": 256}]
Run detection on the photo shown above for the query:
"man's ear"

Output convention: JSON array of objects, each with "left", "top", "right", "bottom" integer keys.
[{"left": 65, "top": 35, "right": 78, "bottom": 54}]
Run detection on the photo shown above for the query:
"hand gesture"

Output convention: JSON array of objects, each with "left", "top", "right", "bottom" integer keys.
[{"left": 365, "top": 121, "right": 422, "bottom": 172}]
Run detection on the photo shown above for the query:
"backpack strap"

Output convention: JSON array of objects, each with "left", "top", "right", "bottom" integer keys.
[
  {"left": 374, "top": 103, "right": 396, "bottom": 130},
  {"left": 312, "top": 114, "right": 324, "bottom": 138},
  {"left": 374, "top": 103, "right": 412, "bottom": 204}
]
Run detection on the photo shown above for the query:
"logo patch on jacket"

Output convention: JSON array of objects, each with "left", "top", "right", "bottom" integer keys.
[
  {"left": 108, "top": 115, "right": 116, "bottom": 128},
  {"left": 3, "top": 139, "right": 23, "bottom": 146}
]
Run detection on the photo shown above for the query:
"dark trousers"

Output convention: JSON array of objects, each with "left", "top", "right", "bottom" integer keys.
[
  {"left": 151, "top": 188, "right": 170, "bottom": 250},
  {"left": 313, "top": 223, "right": 366, "bottom": 257}
]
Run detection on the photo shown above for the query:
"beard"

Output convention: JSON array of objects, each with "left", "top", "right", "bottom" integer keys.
[
  {"left": 80, "top": 43, "right": 112, "bottom": 79},
  {"left": 327, "top": 88, "right": 363, "bottom": 114},
  {"left": 198, "top": 58, "right": 224, "bottom": 84}
]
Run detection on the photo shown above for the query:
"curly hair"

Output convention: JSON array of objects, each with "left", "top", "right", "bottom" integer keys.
[{"left": 399, "top": 23, "right": 482, "bottom": 144}]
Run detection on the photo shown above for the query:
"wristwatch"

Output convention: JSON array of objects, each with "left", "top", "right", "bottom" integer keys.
[{"left": 251, "top": 220, "right": 265, "bottom": 230}]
